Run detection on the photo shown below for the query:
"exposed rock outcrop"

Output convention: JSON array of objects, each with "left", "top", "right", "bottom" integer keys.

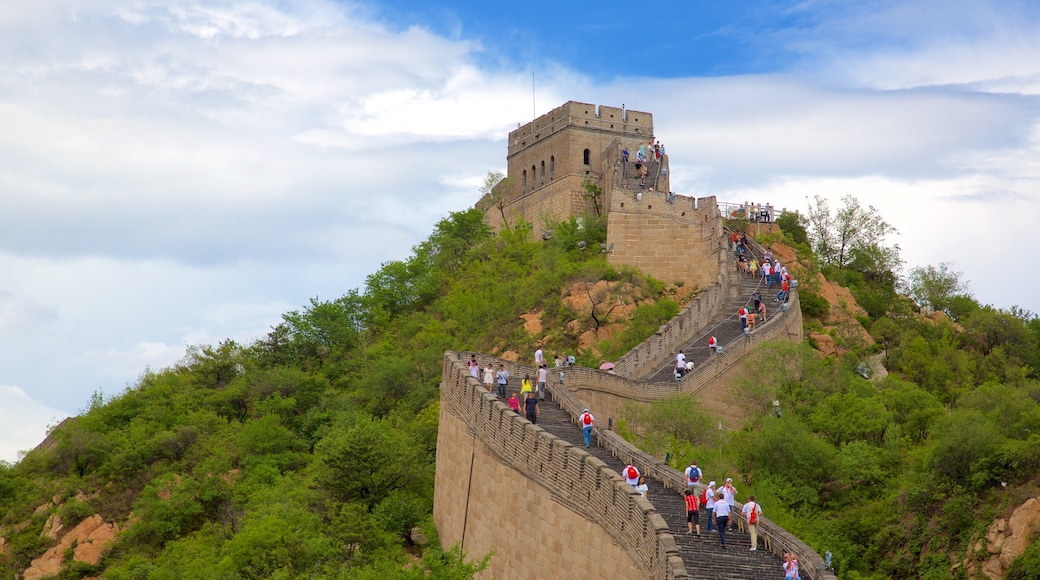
[
  {"left": 23, "top": 515, "right": 118, "bottom": 580},
  {"left": 959, "top": 497, "right": 1040, "bottom": 579}
]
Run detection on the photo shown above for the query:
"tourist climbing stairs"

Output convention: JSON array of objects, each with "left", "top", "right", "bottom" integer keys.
[
  {"left": 644, "top": 237, "right": 777, "bottom": 383},
  {"left": 535, "top": 397, "right": 787, "bottom": 580},
  {"left": 619, "top": 158, "right": 663, "bottom": 190}
]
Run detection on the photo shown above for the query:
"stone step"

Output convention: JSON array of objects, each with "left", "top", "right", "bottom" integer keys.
[
  {"left": 644, "top": 244, "right": 784, "bottom": 383},
  {"left": 532, "top": 399, "right": 784, "bottom": 579}
]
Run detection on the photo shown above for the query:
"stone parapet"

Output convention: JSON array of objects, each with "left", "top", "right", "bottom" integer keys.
[
  {"left": 437, "top": 353, "right": 688, "bottom": 580},
  {"left": 606, "top": 192, "right": 723, "bottom": 316}
]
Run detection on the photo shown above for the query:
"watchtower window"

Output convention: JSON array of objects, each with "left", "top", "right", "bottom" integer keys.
[
  {"left": 583, "top": 149, "right": 590, "bottom": 165},
  {"left": 540, "top": 161, "right": 545, "bottom": 177},
  {"left": 550, "top": 156, "right": 555, "bottom": 175},
  {"left": 522, "top": 170, "right": 527, "bottom": 188}
]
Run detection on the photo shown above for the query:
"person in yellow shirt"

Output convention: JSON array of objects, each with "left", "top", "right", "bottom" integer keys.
[{"left": 520, "top": 374, "right": 534, "bottom": 399}]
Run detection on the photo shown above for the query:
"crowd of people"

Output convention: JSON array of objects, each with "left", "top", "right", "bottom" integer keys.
[
  {"left": 730, "top": 231, "right": 792, "bottom": 338},
  {"left": 619, "top": 140, "right": 665, "bottom": 192},
  {"left": 470, "top": 347, "right": 806, "bottom": 574},
  {"left": 615, "top": 460, "right": 770, "bottom": 556}
]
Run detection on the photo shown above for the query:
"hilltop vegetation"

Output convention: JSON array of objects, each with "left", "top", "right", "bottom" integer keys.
[
  {"left": 0, "top": 208, "right": 679, "bottom": 579},
  {"left": 5, "top": 197, "right": 1038, "bottom": 579},
  {"left": 636, "top": 199, "right": 1040, "bottom": 579}
]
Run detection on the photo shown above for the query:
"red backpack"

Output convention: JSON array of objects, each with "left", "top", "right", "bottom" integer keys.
[
  {"left": 749, "top": 503, "right": 759, "bottom": 524},
  {"left": 700, "top": 489, "right": 709, "bottom": 507},
  {"left": 582, "top": 413, "right": 593, "bottom": 426},
  {"left": 626, "top": 466, "right": 638, "bottom": 480}
]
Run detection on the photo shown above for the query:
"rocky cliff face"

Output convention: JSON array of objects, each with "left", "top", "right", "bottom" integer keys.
[
  {"left": 23, "top": 514, "right": 118, "bottom": 580},
  {"left": 958, "top": 497, "right": 1040, "bottom": 579}
]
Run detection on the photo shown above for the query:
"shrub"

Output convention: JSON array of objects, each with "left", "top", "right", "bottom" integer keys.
[{"left": 800, "top": 290, "right": 830, "bottom": 318}]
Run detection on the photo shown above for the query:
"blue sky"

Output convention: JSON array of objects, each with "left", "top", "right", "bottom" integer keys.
[
  {"left": 1, "top": 0, "right": 1039, "bottom": 461},
  {"left": 365, "top": 0, "right": 813, "bottom": 78}
]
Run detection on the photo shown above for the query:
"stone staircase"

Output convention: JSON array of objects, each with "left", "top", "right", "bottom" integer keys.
[
  {"left": 618, "top": 159, "right": 663, "bottom": 190},
  {"left": 644, "top": 247, "right": 775, "bottom": 383},
  {"left": 535, "top": 398, "right": 785, "bottom": 580}
]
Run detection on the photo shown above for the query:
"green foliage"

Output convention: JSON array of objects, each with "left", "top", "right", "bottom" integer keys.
[
  {"left": 624, "top": 395, "right": 714, "bottom": 454},
  {"left": 798, "top": 289, "right": 829, "bottom": 318},
  {"left": 1007, "top": 539, "right": 1040, "bottom": 580},
  {"left": 598, "top": 298, "right": 679, "bottom": 360},
  {"left": 58, "top": 497, "right": 95, "bottom": 527},
  {"left": 776, "top": 211, "right": 809, "bottom": 245},
  {"left": 314, "top": 415, "right": 428, "bottom": 509},
  {"left": 906, "top": 262, "right": 971, "bottom": 314}
]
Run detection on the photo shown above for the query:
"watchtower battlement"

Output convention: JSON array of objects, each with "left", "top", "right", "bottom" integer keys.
[
  {"left": 507, "top": 101, "right": 653, "bottom": 158},
  {"left": 480, "top": 99, "right": 715, "bottom": 289}
]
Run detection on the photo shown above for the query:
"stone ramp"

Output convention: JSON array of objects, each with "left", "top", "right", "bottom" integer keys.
[
  {"left": 645, "top": 263, "right": 768, "bottom": 383},
  {"left": 535, "top": 398, "right": 785, "bottom": 579}
]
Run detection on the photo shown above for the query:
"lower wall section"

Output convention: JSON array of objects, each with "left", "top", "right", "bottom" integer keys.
[{"left": 435, "top": 409, "right": 647, "bottom": 580}]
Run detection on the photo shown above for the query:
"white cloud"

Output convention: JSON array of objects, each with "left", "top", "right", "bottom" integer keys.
[
  {"left": 0, "top": 386, "right": 68, "bottom": 463},
  {"left": 1, "top": 0, "right": 1040, "bottom": 459}
]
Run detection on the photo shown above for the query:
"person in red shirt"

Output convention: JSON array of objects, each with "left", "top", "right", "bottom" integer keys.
[{"left": 684, "top": 489, "right": 701, "bottom": 535}]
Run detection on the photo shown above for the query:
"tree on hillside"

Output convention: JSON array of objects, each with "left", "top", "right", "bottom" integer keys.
[
  {"left": 479, "top": 170, "right": 514, "bottom": 228},
  {"left": 805, "top": 194, "right": 900, "bottom": 274},
  {"left": 906, "top": 262, "right": 971, "bottom": 314},
  {"left": 581, "top": 179, "right": 604, "bottom": 216}
]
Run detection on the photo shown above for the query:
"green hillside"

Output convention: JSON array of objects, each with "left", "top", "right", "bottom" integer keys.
[
  {"left": 0, "top": 209, "right": 678, "bottom": 579},
  {"left": 632, "top": 203, "right": 1040, "bottom": 579},
  {"left": 4, "top": 200, "right": 1040, "bottom": 579}
]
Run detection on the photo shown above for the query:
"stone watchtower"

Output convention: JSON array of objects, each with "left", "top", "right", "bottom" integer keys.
[
  {"left": 478, "top": 100, "right": 721, "bottom": 291},
  {"left": 478, "top": 101, "right": 669, "bottom": 234}
]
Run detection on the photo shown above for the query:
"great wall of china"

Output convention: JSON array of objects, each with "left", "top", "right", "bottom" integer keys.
[{"left": 436, "top": 102, "right": 835, "bottom": 579}]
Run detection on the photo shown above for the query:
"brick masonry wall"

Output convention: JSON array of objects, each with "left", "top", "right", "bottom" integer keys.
[
  {"left": 435, "top": 356, "right": 686, "bottom": 580},
  {"left": 438, "top": 349, "right": 833, "bottom": 580},
  {"left": 554, "top": 291, "right": 803, "bottom": 429},
  {"left": 606, "top": 191, "right": 722, "bottom": 291}
]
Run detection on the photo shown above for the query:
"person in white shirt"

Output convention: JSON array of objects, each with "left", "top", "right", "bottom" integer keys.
[
  {"left": 705, "top": 482, "right": 717, "bottom": 532},
  {"left": 742, "top": 496, "right": 762, "bottom": 551},
  {"left": 534, "top": 346, "right": 545, "bottom": 367},
  {"left": 720, "top": 478, "right": 738, "bottom": 531},
  {"left": 536, "top": 365, "right": 548, "bottom": 400},
  {"left": 684, "top": 461, "right": 702, "bottom": 492},
  {"left": 712, "top": 495, "right": 731, "bottom": 548},
  {"left": 622, "top": 465, "right": 640, "bottom": 486},
  {"left": 635, "top": 476, "right": 649, "bottom": 500}
]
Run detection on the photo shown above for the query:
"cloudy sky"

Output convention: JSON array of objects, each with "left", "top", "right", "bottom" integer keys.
[{"left": 2, "top": 0, "right": 1038, "bottom": 461}]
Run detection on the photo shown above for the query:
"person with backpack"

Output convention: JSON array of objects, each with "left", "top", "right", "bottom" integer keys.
[
  {"left": 579, "top": 408, "right": 596, "bottom": 448},
  {"left": 622, "top": 464, "right": 640, "bottom": 487},
  {"left": 684, "top": 489, "right": 700, "bottom": 535},
  {"left": 684, "top": 461, "right": 701, "bottom": 492},
  {"left": 738, "top": 307, "right": 748, "bottom": 331},
  {"left": 742, "top": 495, "right": 763, "bottom": 551},
  {"left": 707, "top": 335, "right": 718, "bottom": 354}
]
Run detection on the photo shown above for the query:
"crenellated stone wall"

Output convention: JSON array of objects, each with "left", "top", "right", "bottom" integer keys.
[
  {"left": 436, "top": 348, "right": 834, "bottom": 580},
  {"left": 556, "top": 291, "right": 802, "bottom": 430},
  {"left": 435, "top": 355, "right": 687, "bottom": 580},
  {"left": 606, "top": 191, "right": 722, "bottom": 292}
]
